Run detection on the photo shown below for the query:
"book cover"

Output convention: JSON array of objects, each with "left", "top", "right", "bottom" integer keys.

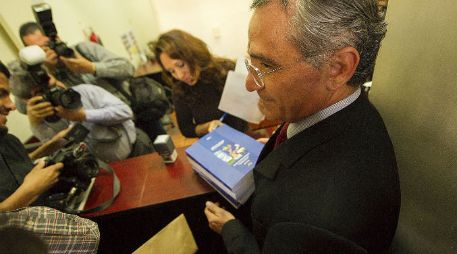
[
  {"left": 188, "top": 158, "right": 254, "bottom": 202},
  {"left": 186, "top": 125, "right": 263, "bottom": 205}
]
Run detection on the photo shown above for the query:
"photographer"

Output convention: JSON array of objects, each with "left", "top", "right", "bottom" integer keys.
[
  {"left": 17, "top": 22, "right": 134, "bottom": 110},
  {"left": 10, "top": 62, "right": 138, "bottom": 163},
  {"left": 0, "top": 61, "right": 63, "bottom": 212}
]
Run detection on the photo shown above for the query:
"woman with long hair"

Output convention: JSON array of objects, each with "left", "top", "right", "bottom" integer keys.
[{"left": 152, "top": 29, "right": 247, "bottom": 138}]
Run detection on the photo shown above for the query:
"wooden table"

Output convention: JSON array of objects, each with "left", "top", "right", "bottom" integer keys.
[
  {"left": 84, "top": 148, "right": 212, "bottom": 217},
  {"left": 82, "top": 148, "right": 234, "bottom": 253}
]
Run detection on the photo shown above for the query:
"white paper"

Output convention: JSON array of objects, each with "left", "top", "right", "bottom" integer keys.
[
  {"left": 234, "top": 57, "right": 248, "bottom": 75},
  {"left": 218, "top": 70, "right": 264, "bottom": 124},
  {"left": 133, "top": 214, "right": 198, "bottom": 254}
]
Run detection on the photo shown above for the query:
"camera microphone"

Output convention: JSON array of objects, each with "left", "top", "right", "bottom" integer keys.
[
  {"left": 18, "top": 45, "right": 50, "bottom": 89},
  {"left": 18, "top": 46, "right": 83, "bottom": 122}
]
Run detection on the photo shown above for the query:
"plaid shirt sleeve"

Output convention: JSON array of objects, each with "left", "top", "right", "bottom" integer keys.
[{"left": 0, "top": 206, "right": 100, "bottom": 254}]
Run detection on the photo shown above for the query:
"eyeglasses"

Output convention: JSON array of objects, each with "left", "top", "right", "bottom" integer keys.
[{"left": 244, "top": 58, "right": 283, "bottom": 88}]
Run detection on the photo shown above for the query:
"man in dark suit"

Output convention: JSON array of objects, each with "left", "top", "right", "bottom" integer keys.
[{"left": 204, "top": 0, "right": 400, "bottom": 253}]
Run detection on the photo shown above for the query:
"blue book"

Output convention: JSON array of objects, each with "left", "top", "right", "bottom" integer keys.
[
  {"left": 194, "top": 171, "right": 243, "bottom": 208},
  {"left": 186, "top": 125, "right": 264, "bottom": 207}
]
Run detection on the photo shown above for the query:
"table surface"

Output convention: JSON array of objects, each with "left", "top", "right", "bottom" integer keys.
[{"left": 83, "top": 147, "right": 213, "bottom": 217}]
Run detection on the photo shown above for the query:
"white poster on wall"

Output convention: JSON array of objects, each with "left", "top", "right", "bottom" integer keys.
[{"left": 121, "top": 30, "right": 146, "bottom": 67}]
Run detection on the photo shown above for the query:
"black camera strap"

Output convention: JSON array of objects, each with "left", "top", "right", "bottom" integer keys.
[{"left": 64, "top": 158, "right": 120, "bottom": 215}]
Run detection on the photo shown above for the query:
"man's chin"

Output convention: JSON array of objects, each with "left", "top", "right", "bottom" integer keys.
[
  {"left": 260, "top": 108, "right": 281, "bottom": 122},
  {"left": 258, "top": 102, "right": 280, "bottom": 121}
]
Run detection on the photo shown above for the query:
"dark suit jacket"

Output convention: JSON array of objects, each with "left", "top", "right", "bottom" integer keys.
[{"left": 221, "top": 93, "right": 401, "bottom": 254}]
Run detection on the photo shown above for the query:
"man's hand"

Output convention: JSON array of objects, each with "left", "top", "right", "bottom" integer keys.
[
  {"left": 22, "top": 160, "right": 63, "bottom": 197},
  {"left": 0, "top": 161, "right": 63, "bottom": 211},
  {"left": 27, "top": 96, "right": 55, "bottom": 126},
  {"left": 60, "top": 53, "right": 96, "bottom": 74},
  {"left": 204, "top": 201, "right": 235, "bottom": 234},
  {"left": 256, "top": 137, "right": 270, "bottom": 144},
  {"left": 56, "top": 106, "right": 86, "bottom": 122},
  {"left": 208, "top": 120, "right": 223, "bottom": 133},
  {"left": 43, "top": 46, "right": 59, "bottom": 68}
]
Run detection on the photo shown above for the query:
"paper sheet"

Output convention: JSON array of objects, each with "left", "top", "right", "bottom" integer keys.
[
  {"left": 218, "top": 70, "right": 264, "bottom": 124},
  {"left": 133, "top": 214, "right": 198, "bottom": 254},
  {"left": 234, "top": 57, "right": 248, "bottom": 75}
]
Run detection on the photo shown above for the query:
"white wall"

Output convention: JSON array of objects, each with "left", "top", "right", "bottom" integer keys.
[
  {"left": 0, "top": 0, "right": 253, "bottom": 59},
  {"left": 0, "top": 0, "right": 161, "bottom": 61},
  {"left": 152, "top": 0, "right": 252, "bottom": 59},
  {"left": 0, "top": 0, "right": 162, "bottom": 141},
  {"left": 0, "top": 0, "right": 252, "bottom": 141},
  {"left": 0, "top": 20, "right": 32, "bottom": 141},
  {"left": 371, "top": 0, "right": 457, "bottom": 252}
]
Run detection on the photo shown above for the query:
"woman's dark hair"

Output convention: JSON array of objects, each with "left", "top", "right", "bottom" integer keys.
[{"left": 151, "top": 29, "right": 234, "bottom": 104}]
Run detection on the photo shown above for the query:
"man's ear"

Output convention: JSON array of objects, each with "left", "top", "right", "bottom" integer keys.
[{"left": 326, "top": 47, "right": 360, "bottom": 91}]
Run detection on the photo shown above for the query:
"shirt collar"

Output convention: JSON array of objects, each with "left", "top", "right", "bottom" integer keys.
[{"left": 287, "top": 87, "right": 361, "bottom": 139}]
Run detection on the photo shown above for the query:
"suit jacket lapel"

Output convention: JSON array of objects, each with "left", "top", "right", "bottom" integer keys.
[{"left": 254, "top": 93, "right": 369, "bottom": 180}]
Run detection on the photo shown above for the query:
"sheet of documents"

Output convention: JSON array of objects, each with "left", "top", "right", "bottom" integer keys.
[
  {"left": 133, "top": 214, "right": 198, "bottom": 254},
  {"left": 218, "top": 70, "right": 265, "bottom": 124},
  {"left": 234, "top": 57, "right": 248, "bottom": 75}
]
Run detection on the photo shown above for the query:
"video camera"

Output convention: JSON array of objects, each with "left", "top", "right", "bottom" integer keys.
[
  {"left": 19, "top": 46, "right": 82, "bottom": 122},
  {"left": 32, "top": 2, "right": 75, "bottom": 58},
  {"left": 44, "top": 123, "right": 99, "bottom": 211}
]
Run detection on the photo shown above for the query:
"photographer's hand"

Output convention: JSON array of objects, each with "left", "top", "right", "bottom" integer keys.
[
  {"left": 22, "top": 160, "right": 63, "bottom": 197},
  {"left": 42, "top": 46, "right": 59, "bottom": 69},
  {"left": 60, "top": 52, "right": 96, "bottom": 74},
  {"left": 27, "top": 96, "right": 55, "bottom": 126},
  {"left": 56, "top": 106, "right": 86, "bottom": 122},
  {"left": 0, "top": 161, "right": 63, "bottom": 211}
]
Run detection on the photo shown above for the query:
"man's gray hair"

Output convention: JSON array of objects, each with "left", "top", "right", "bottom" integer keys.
[
  {"left": 8, "top": 61, "right": 37, "bottom": 99},
  {"left": 251, "top": 0, "right": 386, "bottom": 86}
]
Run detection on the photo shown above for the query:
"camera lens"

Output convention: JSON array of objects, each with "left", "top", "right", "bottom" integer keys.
[
  {"left": 54, "top": 42, "right": 75, "bottom": 58},
  {"left": 59, "top": 89, "right": 82, "bottom": 109},
  {"left": 77, "top": 159, "right": 99, "bottom": 180}
]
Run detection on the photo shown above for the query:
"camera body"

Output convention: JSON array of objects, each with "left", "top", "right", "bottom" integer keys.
[
  {"left": 32, "top": 2, "right": 74, "bottom": 58},
  {"left": 44, "top": 123, "right": 99, "bottom": 211},
  {"left": 19, "top": 46, "right": 82, "bottom": 122},
  {"left": 46, "top": 142, "right": 99, "bottom": 192},
  {"left": 43, "top": 86, "right": 82, "bottom": 110}
]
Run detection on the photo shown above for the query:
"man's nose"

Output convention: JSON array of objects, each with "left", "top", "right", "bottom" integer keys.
[{"left": 245, "top": 74, "right": 262, "bottom": 92}]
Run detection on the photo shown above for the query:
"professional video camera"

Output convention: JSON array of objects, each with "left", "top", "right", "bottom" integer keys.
[
  {"left": 19, "top": 46, "right": 82, "bottom": 122},
  {"left": 32, "top": 2, "right": 75, "bottom": 57},
  {"left": 44, "top": 123, "right": 99, "bottom": 212}
]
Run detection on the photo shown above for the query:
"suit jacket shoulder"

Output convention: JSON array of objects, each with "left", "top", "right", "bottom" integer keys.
[{"left": 252, "top": 94, "right": 400, "bottom": 253}]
